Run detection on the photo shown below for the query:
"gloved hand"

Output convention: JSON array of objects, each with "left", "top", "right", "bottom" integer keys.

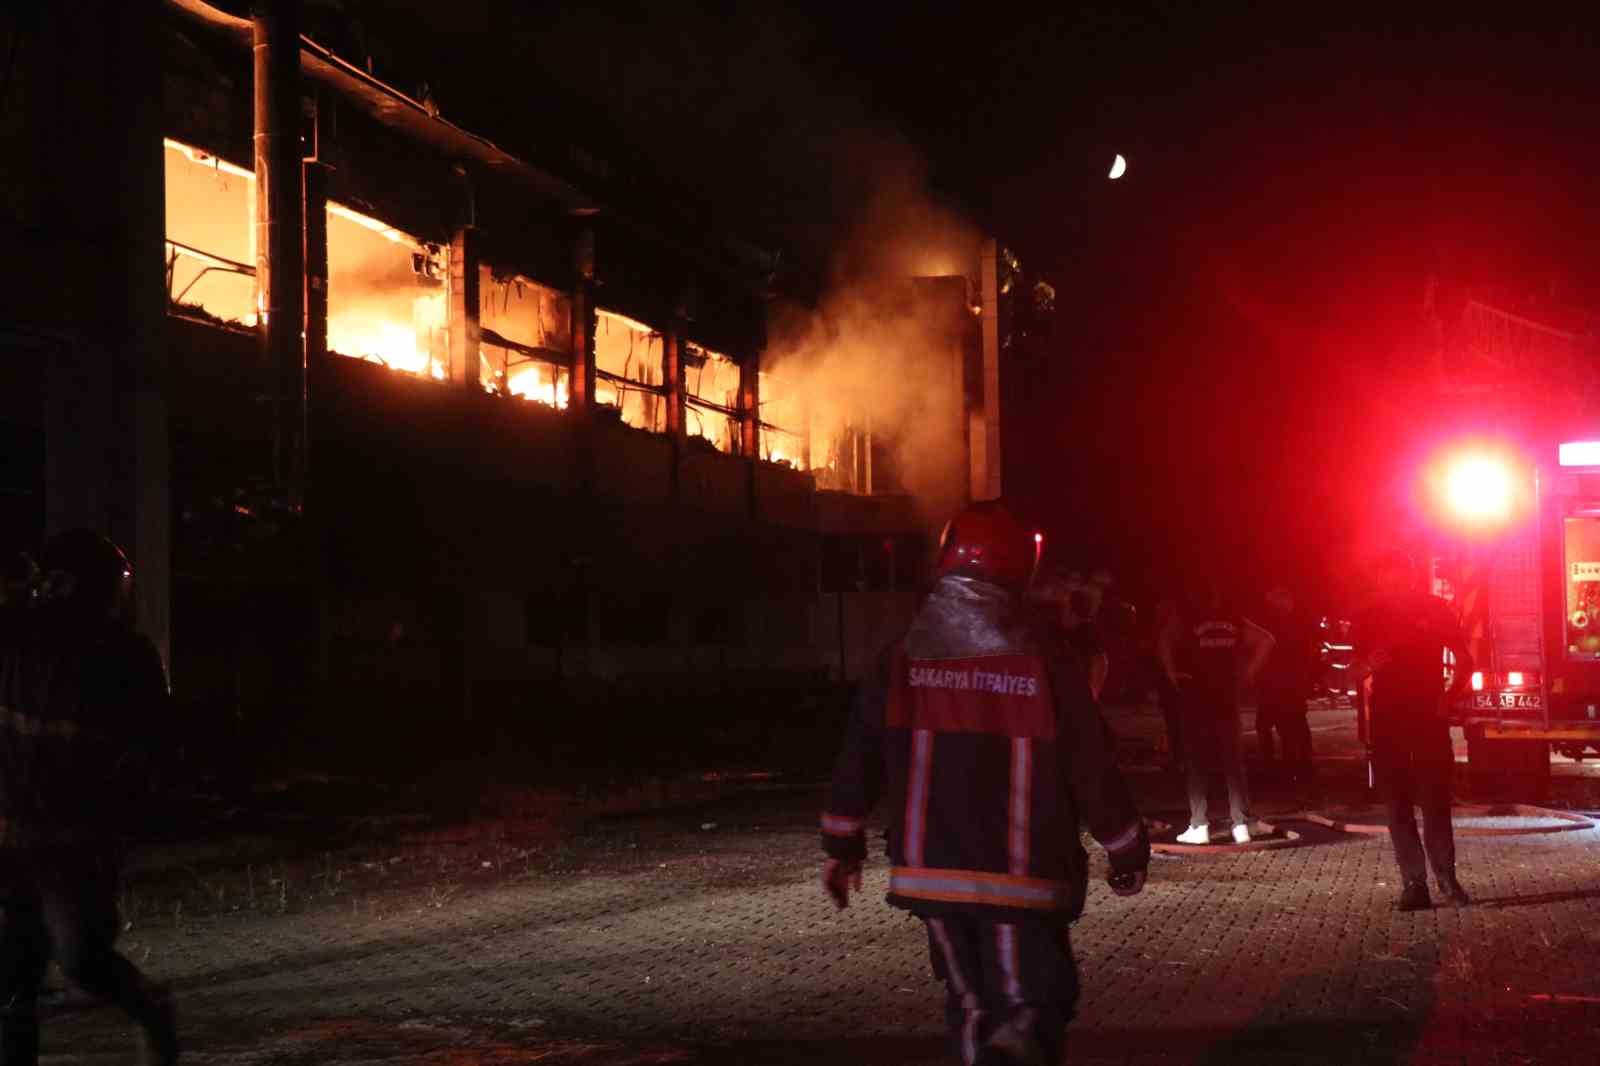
[{"left": 822, "top": 857, "right": 863, "bottom": 910}]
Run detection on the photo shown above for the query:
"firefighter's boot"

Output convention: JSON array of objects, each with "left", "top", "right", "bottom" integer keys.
[
  {"left": 975, "top": 1018, "right": 1050, "bottom": 1066},
  {"left": 1397, "top": 881, "right": 1432, "bottom": 912},
  {"left": 1437, "top": 875, "right": 1470, "bottom": 908},
  {"left": 136, "top": 985, "right": 179, "bottom": 1066}
]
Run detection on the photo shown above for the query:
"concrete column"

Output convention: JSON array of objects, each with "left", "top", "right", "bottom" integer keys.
[
  {"left": 570, "top": 226, "right": 597, "bottom": 413},
  {"left": 253, "top": 0, "right": 306, "bottom": 510},
  {"left": 663, "top": 325, "right": 686, "bottom": 440},
  {"left": 978, "top": 237, "right": 1003, "bottom": 501},
  {"left": 738, "top": 349, "right": 760, "bottom": 458},
  {"left": 119, "top": 4, "right": 171, "bottom": 669},
  {"left": 448, "top": 226, "right": 481, "bottom": 389},
  {"left": 303, "top": 161, "right": 329, "bottom": 369},
  {"left": 29, "top": 2, "right": 170, "bottom": 666}
]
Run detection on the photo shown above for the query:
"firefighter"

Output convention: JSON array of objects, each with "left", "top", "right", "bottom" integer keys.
[
  {"left": 0, "top": 530, "right": 179, "bottom": 1065},
  {"left": 1160, "top": 579, "right": 1274, "bottom": 844},
  {"left": 1257, "top": 585, "right": 1319, "bottom": 796},
  {"left": 821, "top": 502, "right": 1149, "bottom": 1066},
  {"left": 1350, "top": 549, "right": 1473, "bottom": 911}
]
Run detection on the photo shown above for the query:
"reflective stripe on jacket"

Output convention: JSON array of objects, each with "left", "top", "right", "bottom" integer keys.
[{"left": 822, "top": 575, "right": 1147, "bottom": 922}]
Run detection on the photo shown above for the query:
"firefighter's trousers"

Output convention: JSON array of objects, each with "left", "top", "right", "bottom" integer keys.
[
  {"left": 923, "top": 914, "right": 1079, "bottom": 1066},
  {"left": 0, "top": 850, "right": 177, "bottom": 1066}
]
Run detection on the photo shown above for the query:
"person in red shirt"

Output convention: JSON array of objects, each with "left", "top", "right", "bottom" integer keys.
[
  {"left": 822, "top": 503, "right": 1148, "bottom": 1066},
  {"left": 1351, "top": 550, "right": 1473, "bottom": 911}
]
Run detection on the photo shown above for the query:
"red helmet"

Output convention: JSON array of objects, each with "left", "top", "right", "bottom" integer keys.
[{"left": 934, "top": 501, "right": 1040, "bottom": 589}]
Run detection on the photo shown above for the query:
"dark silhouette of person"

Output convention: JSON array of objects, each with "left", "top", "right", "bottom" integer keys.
[
  {"left": 1351, "top": 549, "right": 1473, "bottom": 911},
  {"left": 0, "top": 530, "right": 179, "bottom": 1064},
  {"left": 1257, "top": 585, "right": 1319, "bottom": 796}
]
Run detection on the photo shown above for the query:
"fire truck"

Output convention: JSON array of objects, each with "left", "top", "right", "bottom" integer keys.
[{"left": 1405, "top": 293, "right": 1600, "bottom": 792}]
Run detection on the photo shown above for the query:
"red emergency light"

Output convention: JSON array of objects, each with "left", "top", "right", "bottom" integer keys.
[{"left": 1444, "top": 456, "right": 1513, "bottom": 521}]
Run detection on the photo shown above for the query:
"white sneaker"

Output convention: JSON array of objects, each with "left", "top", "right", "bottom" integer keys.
[
  {"left": 1232, "top": 824, "right": 1251, "bottom": 844},
  {"left": 1176, "top": 824, "right": 1209, "bottom": 845}
]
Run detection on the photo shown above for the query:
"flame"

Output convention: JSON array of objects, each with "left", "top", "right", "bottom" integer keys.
[
  {"left": 505, "top": 361, "right": 570, "bottom": 408},
  {"left": 325, "top": 201, "right": 449, "bottom": 380},
  {"left": 327, "top": 293, "right": 448, "bottom": 379}
]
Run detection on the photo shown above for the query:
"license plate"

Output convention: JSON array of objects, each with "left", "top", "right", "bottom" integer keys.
[{"left": 1472, "top": 691, "right": 1545, "bottom": 711}]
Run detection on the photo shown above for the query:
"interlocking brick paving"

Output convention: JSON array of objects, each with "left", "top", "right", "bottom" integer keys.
[{"left": 35, "top": 704, "right": 1600, "bottom": 1064}]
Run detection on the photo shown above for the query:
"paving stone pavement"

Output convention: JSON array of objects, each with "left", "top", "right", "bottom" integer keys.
[{"left": 37, "top": 710, "right": 1600, "bottom": 1064}]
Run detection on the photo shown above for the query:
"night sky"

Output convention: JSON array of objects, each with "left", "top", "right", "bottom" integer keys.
[{"left": 348, "top": 1, "right": 1599, "bottom": 608}]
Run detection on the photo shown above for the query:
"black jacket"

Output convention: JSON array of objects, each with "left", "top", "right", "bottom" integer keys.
[
  {"left": 0, "top": 606, "right": 170, "bottom": 850},
  {"left": 822, "top": 575, "right": 1148, "bottom": 924}
]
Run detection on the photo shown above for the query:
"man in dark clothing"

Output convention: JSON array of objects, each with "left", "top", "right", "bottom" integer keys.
[
  {"left": 1257, "top": 586, "right": 1319, "bottom": 793},
  {"left": 1064, "top": 590, "right": 1109, "bottom": 703},
  {"left": 1160, "top": 585, "right": 1274, "bottom": 844},
  {"left": 0, "top": 530, "right": 179, "bottom": 1065},
  {"left": 1147, "top": 597, "right": 1184, "bottom": 773},
  {"left": 1351, "top": 550, "right": 1473, "bottom": 912},
  {"left": 823, "top": 503, "right": 1149, "bottom": 1066},
  {"left": 1025, "top": 571, "right": 1109, "bottom": 702}
]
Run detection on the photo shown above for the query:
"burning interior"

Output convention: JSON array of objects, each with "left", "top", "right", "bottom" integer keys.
[
  {"left": 163, "top": 141, "right": 942, "bottom": 499},
  {"left": 163, "top": 139, "right": 255, "bottom": 326},
  {"left": 684, "top": 342, "right": 739, "bottom": 454},
  {"left": 594, "top": 309, "right": 666, "bottom": 433},
  {"left": 480, "top": 268, "right": 571, "bottom": 407},
  {"left": 326, "top": 203, "right": 449, "bottom": 380},
  {"left": 758, "top": 370, "right": 806, "bottom": 469}
]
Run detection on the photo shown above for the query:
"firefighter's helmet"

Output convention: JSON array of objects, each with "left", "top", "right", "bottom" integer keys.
[
  {"left": 934, "top": 501, "right": 1039, "bottom": 590},
  {"left": 39, "top": 529, "right": 132, "bottom": 615}
]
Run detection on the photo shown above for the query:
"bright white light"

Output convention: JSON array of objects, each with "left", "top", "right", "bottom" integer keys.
[
  {"left": 1507, "top": 671, "right": 1525, "bottom": 687},
  {"left": 1470, "top": 671, "right": 1484, "bottom": 692},
  {"left": 1108, "top": 153, "right": 1127, "bottom": 180},
  {"left": 1559, "top": 441, "right": 1600, "bottom": 467},
  {"left": 1445, "top": 456, "right": 1513, "bottom": 520}
]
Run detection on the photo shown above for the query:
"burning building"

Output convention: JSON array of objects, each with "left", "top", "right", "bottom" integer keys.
[{"left": 0, "top": 0, "right": 1011, "bottom": 770}]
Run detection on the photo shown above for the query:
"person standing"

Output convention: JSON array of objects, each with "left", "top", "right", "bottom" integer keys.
[
  {"left": 1064, "top": 589, "right": 1110, "bottom": 704},
  {"left": 0, "top": 530, "right": 179, "bottom": 1065},
  {"left": 1257, "top": 585, "right": 1319, "bottom": 795},
  {"left": 1161, "top": 581, "right": 1274, "bottom": 844},
  {"left": 1147, "top": 595, "right": 1185, "bottom": 774},
  {"left": 1026, "top": 569, "right": 1110, "bottom": 703},
  {"left": 822, "top": 503, "right": 1149, "bottom": 1066},
  {"left": 1351, "top": 550, "right": 1473, "bottom": 911}
]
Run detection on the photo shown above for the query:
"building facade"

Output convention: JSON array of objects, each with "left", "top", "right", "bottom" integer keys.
[{"left": 0, "top": 2, "right": 1001, "bottom": 770}]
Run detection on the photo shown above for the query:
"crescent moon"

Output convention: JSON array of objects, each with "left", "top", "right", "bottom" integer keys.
[{"left": 1108, "top": 153, "right": 1127, "bottom": 180}]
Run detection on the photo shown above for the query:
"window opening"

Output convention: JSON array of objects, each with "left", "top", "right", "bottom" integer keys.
[{"left": 326, "top": 202, "right": 449, "bottom": 380}]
